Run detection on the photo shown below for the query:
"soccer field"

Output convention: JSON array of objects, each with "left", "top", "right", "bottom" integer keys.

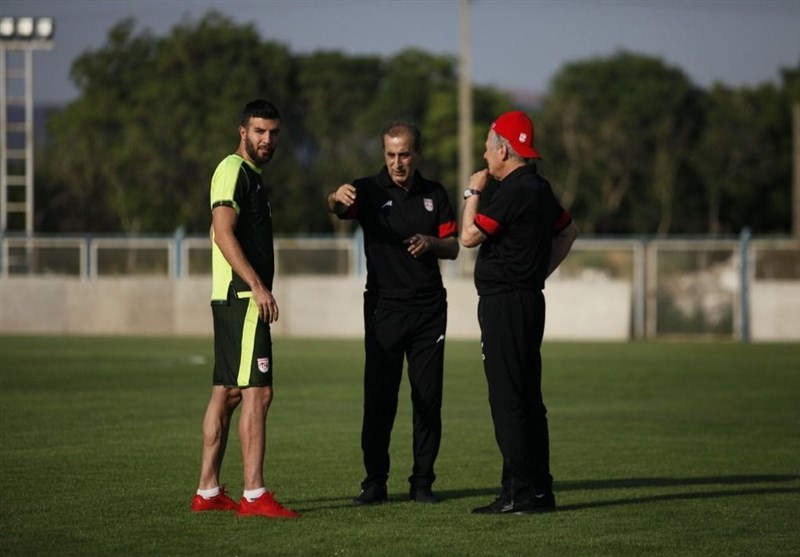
[{"left": 0, "top": 336, "right": 798, "bottom": 556}]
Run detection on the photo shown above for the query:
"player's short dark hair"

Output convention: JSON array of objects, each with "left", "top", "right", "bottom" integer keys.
[
  {"left": 382, "top": 121, "right": 422, "bottom": 153},
  {"left": 241, "top": 99, "right": 281, "bottom": 126}
]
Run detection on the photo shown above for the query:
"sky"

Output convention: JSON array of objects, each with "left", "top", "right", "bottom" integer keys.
[{"left": 2, "top": 0, "right": 799, "bottom": 105}]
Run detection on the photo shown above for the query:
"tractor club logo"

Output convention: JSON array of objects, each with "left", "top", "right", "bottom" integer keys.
[
  {"left": 424, "top": 198, "right": 434, "bottom": 212},
  {"left": 257, "top": 357, "right": 270, "bottom": 373}
]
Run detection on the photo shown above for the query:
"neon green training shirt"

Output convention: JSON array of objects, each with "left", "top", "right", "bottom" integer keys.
[{"left": 209, "top": 154, "right": 274, "bottom": 301}]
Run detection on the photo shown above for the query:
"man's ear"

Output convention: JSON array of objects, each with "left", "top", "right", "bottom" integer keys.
[{"left": 498, "top": 143, "right": 509, "bottom": 161}]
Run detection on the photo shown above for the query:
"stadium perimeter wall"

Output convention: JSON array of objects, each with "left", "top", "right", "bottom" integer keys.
[
  {"left": 0, "top": 276, "right": 632, "bottom": 340},
  {"left": 1, "top": 276, "right": 798, "bottom": 341}
]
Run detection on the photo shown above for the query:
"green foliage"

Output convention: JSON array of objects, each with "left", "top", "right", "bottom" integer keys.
[
  {"left": 41, "top": 13, "right": 512, "bottom": 235},
  {"left": 693, "top": 81, "right": 793, "bottom": 234},
  {"left": 46, "top": 13, "right": 296, "bottom": 233},
  {"left": 538, "top": 51, "right": 705, "bottom": 235},
  {"left": 290, "top": 51, "right": 384, "bottom": 235},
  {"left": 1, "top": 336, "right": 799, "bottom": 556},
  {"left": 36, "top": 14, "right": 798, "bottom": 236},
  {"left": 538, "top": 51, "right": 797, "bottom": 236}
]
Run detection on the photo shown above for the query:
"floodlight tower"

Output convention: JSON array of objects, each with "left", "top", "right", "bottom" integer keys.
[{"left": 0, "top": 16, "right": 55, "bottom": 235}]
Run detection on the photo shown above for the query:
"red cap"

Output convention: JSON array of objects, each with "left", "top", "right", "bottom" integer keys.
[{"left": 491, "top": 111, "right": 541, "bottom": 159}]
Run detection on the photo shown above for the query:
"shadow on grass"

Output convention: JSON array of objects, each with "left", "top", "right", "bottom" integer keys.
[
  {"left": 555, "top": 474, "right": 800, "bottom": 512},
  {"left": 557, "top": 474, "right": 800, "bottom": 491},
  {"left": 292, "top": 474, "right": 800, "bottom": 513},
  {"left": 556, "top": 486, "right": 800, "bottom": 512}
]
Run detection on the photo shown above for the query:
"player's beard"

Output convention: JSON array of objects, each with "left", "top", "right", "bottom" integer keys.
[{"left": 246, "top": 137, "right": 275, "bottom": 166}]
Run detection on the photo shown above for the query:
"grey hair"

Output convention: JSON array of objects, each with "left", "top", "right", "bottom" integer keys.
[
  {"left": 491, "top": 131, "right": 526, "bottom": 163},
  {"left": 382, "top": 121, "right": 422, "bottom": 153}
]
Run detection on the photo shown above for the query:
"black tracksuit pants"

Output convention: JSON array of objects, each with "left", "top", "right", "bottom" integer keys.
[
  {"left": 478, "top": 289, "right": 553, "bottom": 503},
  {"left": 360, "top": 296, "right": 446, "bottom": 490}
]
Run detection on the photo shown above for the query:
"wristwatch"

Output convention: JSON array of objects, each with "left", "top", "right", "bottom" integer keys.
[{"left": 463, "top": 188, "right": 482, "bottom": 200}]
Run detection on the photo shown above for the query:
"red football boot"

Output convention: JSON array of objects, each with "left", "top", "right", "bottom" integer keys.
[
  {"left": 190, "top": 486, "right": 239, "bottom": 512},
  {"left": 237, "top": 491, "right": 300, "bottom": 518}
]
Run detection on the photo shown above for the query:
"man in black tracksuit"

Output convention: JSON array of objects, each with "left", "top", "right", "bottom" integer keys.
[
  {"left": 461, "top": 111, "right": 578, "bottom": 514},
  {"left": 327, "top": 122, "right": 459, "bottom": 505}
]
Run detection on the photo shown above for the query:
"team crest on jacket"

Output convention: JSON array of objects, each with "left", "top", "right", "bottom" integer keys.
[
  {"left": 424, "top": 198, "right": 434, "bottom": 212},
  {"left": 257, "top": 357, "right": 270, "bottom": 373}
]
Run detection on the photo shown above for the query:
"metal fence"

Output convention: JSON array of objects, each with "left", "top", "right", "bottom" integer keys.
[
  {"left": 2, "top": 231, "right": 798, "bottom": 340},
  {"left": 0, "top": 233, "right": 360, "bottom": 279}
]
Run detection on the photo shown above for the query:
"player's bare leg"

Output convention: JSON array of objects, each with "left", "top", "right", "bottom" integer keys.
[
  {"left": 198, "top": 385, "right": 242, "bottom": 489},
  {"left": 239, "top": 385, "right": 273, "bottom": 490}
]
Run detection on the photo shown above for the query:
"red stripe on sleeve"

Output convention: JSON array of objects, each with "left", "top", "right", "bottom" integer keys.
[
  {"left": 554, "top": 209, "right": 572, "bottom": 232},
  {"left": 475, "top": 213, "right": 500, "bottom": 236},
  {"left": 438, "top": 220, "right": 457, "bottom": 238}
]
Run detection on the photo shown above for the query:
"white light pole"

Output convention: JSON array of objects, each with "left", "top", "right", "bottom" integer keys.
[
  {"left": 0, "top": 16, "right": 55, "bottom": 236},
  {"left": 458, "top": 0, "right": 473, "bottom": 274}
]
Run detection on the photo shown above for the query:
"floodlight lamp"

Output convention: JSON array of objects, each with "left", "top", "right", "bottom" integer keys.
[
  {"left": 35, "top": 17, "right": 54, "bottom": 39},
  {"left": 16, "top": 17, "right": 34, "bottom": 38},
  {"left": 0, "top": 17, "right": 14, "bottom": 39}
]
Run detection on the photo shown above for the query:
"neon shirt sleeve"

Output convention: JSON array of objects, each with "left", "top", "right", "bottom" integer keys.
[{"left": 210, "top": 155, "right": 244, "bottom": 214}]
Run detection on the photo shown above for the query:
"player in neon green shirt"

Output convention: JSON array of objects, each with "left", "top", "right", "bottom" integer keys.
[{"left": 191, "top": 99, "right": 299, "bottom": 519}]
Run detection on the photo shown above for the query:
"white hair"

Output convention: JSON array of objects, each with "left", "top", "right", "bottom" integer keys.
[{"left": 491, "top": 131, "right": 526, "bottom": 163}]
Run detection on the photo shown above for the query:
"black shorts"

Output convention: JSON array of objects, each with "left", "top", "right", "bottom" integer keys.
[{"left": 211, "top": 286, "right": 273, "bottom": 388}]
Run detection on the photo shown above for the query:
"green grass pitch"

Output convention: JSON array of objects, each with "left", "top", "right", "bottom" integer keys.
[{"left": 0, "top": 336, "right": 798, "bottom": 556}]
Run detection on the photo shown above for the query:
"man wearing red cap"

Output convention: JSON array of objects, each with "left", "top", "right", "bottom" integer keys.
[{"left": 461, "top": 110, "right": 578, "bottom": 514}]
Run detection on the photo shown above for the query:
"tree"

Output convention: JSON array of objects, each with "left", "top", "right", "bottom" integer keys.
[
  {"left": 290, "top": 51, "right": 384, "bottom": 234},
  {"left": 40, "top": 11, "right": 793, "bottom": 237},
  {"left": 537, "top": 52, "right": 704, "bottom": 235},
  {"left": 692, "top": 59, "right": 799, "bottom": 235},
  {"left": 40, "top": 22, "right": 511, "bottom": 236},
  {"left": 422, "top": 84, "right": 515, "bottom": 205},
  {"left": 45, "top": 13, "right": 296, "bottom": 234},
  {"left": 299, "top": 48, "right": 512, "bottom": 234},
  {"left": 693, "top": 84, "right": 783, "bottom": 234}
]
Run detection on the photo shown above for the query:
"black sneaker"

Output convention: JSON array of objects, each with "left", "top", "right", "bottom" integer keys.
[
  {"left": 472, "top": 492, "right": 556, "bottom": 515},
  {"left": 409, "top": 486, "right": 440, "bottom": 504},
  {"left": 511, "top": 492, "right": 557, "bottom": 514},
  {"left": 472, "top": 496, "right": 514, "bottom": 514},
  {"left": 352, "top": 484, "right": 388, "bottom": 505}
]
